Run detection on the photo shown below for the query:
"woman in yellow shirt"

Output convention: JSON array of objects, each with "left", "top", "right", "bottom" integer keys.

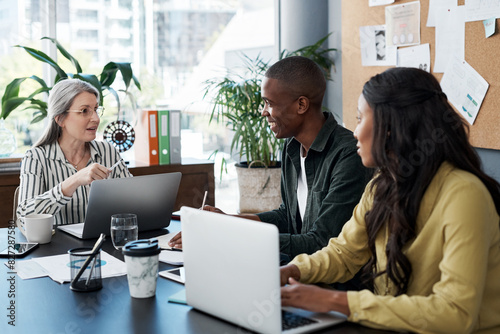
[{"left": 280, "top": 67, "right": 500, "bottom": 333}]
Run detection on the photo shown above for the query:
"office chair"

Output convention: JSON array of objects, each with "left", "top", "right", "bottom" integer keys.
[{"left": 12, "top": 186, "right": 22, "bottom": 233}]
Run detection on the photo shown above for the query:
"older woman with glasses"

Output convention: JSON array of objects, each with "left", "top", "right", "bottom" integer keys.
[{"left": 17, "top": 78, "right": 132, "bottom": 226}]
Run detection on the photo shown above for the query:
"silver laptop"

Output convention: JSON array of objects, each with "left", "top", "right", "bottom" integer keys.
[
  {"left": 58, "top": 172, "right": 181, "bottom": 239},
  {"left": 181, "top": 206, "right": 347, "bottom": 334}
]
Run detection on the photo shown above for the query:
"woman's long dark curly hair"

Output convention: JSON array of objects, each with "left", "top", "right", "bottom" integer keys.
[{"left": 361, "top": 67, "right": 500, "bottom": 296}]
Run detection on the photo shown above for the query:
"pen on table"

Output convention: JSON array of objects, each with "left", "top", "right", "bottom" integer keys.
[
  {"left": 162, "top": 247, "right": 183, "bottom": 252},
  {"left": 200, "top": 190, "right": 208, "bottom": 210}
]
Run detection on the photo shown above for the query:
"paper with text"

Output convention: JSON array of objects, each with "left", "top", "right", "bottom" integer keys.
[
  {"left": 440, "top": 57, "right": 489, "bottom": 125},
  {"left": 386, "top": 1, "right": 421, "bottom": 47},
  {"left": 397, "top": 44, "right": 431, "bottom": 71},
  {"left": 465, "top": 0, "right": 500, "bottom": 22},
  {"left": 435, "top": 4, "right": 465, "bottom": 73},
  {"left": 29, "top": 251, "right": 127, "bottom": 283}
]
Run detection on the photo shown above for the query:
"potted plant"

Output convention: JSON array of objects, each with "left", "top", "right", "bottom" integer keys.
[
  {"left": 0, "top": 37, "right": 141, "bottom": 153},
  {"left": 204, "top": 34, "right": 336, "bottom": 213}
]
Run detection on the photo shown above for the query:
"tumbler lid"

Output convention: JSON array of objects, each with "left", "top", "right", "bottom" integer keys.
[{"left": 122, "top": 239, "right": 160, "bottom": 257}]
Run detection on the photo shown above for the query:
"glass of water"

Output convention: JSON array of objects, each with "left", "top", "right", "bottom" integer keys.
[{"left": 110, "top": 213, "right": 138, "bottom": 250}]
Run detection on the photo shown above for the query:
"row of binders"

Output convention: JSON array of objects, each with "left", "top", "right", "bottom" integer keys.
[{"left": 135, "top": 110, "right": 181, "bottom": 165}]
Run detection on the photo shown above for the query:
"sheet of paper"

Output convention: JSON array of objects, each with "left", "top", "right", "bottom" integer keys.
[
  {"left": 440, "top": 57, "right": 489, "bottom": 125},
  {"left": 427, "top": 0, "right": 458, "bottom": 27},
  {"left": 31, "top": 251, "right": 127, "bottom": 283},
  {"left": 359, "top": 25, "right": 397, "bottom": 66},
  {"left": 5, "top": 259, "right": 48, "bottom": 280},
  {"left": 385, "top": 1, "right": 421, "bottom": 47},
  {"left": 159, "top": 250, "right": 184, "bottom": 266},
  {"left": 484, "top": 18, "right": 496, "bottom": 37},
  {"left": 369, "top": 0, "right": 394, "bottom": 7},
  {"left": 465, "top": 0, "right": 500, "bottom": 22},
  {"left": 434, "top": 4, "right": 465, "bottom": 73},
  {"left": 397, "top": 43, "right": 431, "bottom": 72}
]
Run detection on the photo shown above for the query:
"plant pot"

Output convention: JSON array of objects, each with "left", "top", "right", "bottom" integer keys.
[{"left": 235, "top": 161, "right": 282, "bottom": 214}]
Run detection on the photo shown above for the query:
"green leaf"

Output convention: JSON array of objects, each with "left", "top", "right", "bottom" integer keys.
[
  {"left": 114, "top": 63, "right": 133, "bottom": 90},
  {"left": 15, "top": 45, "right": 67, "bottom": 79},
  {"left": 28, "top": 75, "right": 49, "bottom": 90},
  {"left": 27, "top": 99, "right": 47, "bottom": 111},
  {"left": 101, "top": 62, "right": 127, "bottom": 88},
  {"left": 99, "top": 62, "right": 118, "bottom": 87},
  {"left": 42, "top": 37, "right": 83, "bottom": 73},
  {"left": 73, "top": 74, "right": 103, "bottom": 104},
  {"left": 27, "top": 87, "right": 50, "bottom": 99},
  {"left": 100, "top": 62, "right": 141, "bottom": 91},
  {"left": 2, "top": 97, "right": 30, "bottom": 119},
  {"left": 31, "top": 112, "right": 47, "bottom": 124},
  {"left": 1, "top": 78, "right": 27, "bottom": 108},
  {"left": 132, "top": 74, "right": 141, "bottom": 91}
]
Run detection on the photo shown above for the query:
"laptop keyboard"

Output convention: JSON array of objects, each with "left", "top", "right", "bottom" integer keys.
[{"left": 282, "top": 310, "right": 318, "bottom": 331}]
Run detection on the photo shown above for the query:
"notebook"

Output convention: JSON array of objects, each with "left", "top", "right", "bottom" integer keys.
[
  {"left": 58, "top": 172, "right": 181, "bottom": 239},
  {"left": 181, "top": 206, "right": 347, "bottom": 334}
]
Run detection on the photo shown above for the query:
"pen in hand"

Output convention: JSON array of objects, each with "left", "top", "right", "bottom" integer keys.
[
  {"left": 200, "top": 190, "right": 208, "bottom": 210},
  {"left": 109, "top": 161, "right": 121, "bottom": 170},
  {"left": 107, "top": 161, "right": 121, "bottom": 179}
]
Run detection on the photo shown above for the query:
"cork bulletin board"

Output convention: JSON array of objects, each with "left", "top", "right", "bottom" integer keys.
[{"left": 341, "top": 0, "right": 500, "bottom": 150}]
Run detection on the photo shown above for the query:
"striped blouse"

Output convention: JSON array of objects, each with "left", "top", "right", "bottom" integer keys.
[{"left": 17, "top": 140, "right": 132, "bottom": 226}]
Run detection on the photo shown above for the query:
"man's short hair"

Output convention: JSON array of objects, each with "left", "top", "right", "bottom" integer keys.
[{"left": 265, "top": 56, "right": 326, "bottom": 105}]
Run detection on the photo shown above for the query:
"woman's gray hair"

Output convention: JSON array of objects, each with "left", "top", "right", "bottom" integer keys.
[{"left": 34, "top": 78, "right": 100, "bottom": 147}]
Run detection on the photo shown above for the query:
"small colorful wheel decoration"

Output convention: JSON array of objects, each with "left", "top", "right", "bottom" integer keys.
[{"left": 103, "top": 120, "right": 135, "bottom": 153}]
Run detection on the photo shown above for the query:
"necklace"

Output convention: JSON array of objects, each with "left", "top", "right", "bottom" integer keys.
[{"left": 67, "top": 148, "right": 87, "bottom": 169}]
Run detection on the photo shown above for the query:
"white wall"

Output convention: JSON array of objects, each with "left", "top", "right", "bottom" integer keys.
[{"left": 278, "top": 0, "right": 343, "bottom": 122}]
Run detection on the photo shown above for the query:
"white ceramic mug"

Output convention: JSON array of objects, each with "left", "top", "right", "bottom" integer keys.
[{"left": 17, "top": 213, "right": 54, "bottom": 244}]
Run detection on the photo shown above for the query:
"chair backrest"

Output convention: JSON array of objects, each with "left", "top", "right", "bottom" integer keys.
[{"left": 13, "top": 186, "right": 19, "bottom": 223}]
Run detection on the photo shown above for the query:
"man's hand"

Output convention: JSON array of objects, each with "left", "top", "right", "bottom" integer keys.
[
  {"left": 203, "top": 205, "right": 226, "bottom": 214},
  {"left": 280, "top": 264, "right": 301, "bottom": 286},
  {"left": 168, "top": 231, "right": 183, "bottom": 249}
]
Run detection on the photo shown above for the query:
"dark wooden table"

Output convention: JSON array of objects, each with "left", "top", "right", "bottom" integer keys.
[{"left": 0, "top": 221, "right": 398, "bottom": 334}]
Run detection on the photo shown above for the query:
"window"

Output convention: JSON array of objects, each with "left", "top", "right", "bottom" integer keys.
[
  {"left": 0, "top": 0, "right": 275, "bottom": 210},
  {"left": 76, "top": 9, "right": 98, "bottom": 23}
]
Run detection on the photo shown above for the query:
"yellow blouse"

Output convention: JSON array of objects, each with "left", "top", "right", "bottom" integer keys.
[{"left": 291, "top": 162, "right": 500, "bottom": 333}]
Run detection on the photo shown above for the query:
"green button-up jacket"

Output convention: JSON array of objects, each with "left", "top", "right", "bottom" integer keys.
[{"left": 257, "top": 112, "right": 370, "bottom": 258}]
